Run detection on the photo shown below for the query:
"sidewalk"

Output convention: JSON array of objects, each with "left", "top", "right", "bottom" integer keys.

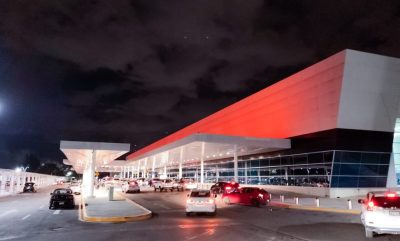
[
  {"left": 80, "top": 187, "right": 152, "bottom": 223},
  {"left": 268, "top": 191, "right": 362, "bottom": 214}
]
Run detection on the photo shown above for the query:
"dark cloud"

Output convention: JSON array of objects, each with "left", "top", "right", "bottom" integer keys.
[{"left": 0, "top": 0, "right": 399, "bottom": 167}]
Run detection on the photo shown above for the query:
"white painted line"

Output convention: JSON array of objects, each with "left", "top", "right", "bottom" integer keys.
[
  {"left": 154, "top": 203, "right": 171, "bottom": 210},
  {"left": 53, "top": 210, "right": 61, "bottom": 215},
  {"left": 21, "top": 214, "right": 31, "bottom": 220},
  {"left": 0, "top": 209, "right": 17, "bottom": 218}
]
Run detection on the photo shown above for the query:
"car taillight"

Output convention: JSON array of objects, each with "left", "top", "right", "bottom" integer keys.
[
  {"left": 387, "top": 193, "right": 396, "bottom": 198},
  {"left": 186, "top": 199, "right": 194, "bottom": 204},
  {"left": 367, "top": 201, "right": 375, "bottom": 211}
]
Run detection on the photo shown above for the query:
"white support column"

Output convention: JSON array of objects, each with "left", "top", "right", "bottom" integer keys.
[
  {"left": 144, "top": 158, "right": 148, "bottom": 178},
  {"left": 85, "top": 150, "right": 96, "bottom": 197},
  {"left": 152, "top": 156, "right": 155, "bottom": 178},
  {"left": 16, "top": 173, "right": 21, "bottom": 192},
  {"left": 10, "top": 175, "right": 14, "bottom": 193},
  {"left": 200, "top": 142, "right": 205, "bottom": 184},
  {"left": 137, "top": 160, "right": 141, "bottom": 178},
  {"left": 161, "top": 152, "right": 169, "bottom": 178},
  {"left": 0, "top": 173, "right": 6, "bottom": 193},
  {"left": 179, "top": 147, "right": 184, "bottom": 179},
  {"left": 244, "top": 161, "right": 248, "bottom": 184},
  {"left": 233, "top": 144, "right": 238, "bottom": 182}
]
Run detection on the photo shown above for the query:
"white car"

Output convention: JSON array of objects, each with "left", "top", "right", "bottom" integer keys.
[
  {"left": 186, "top": 189, "right": 216, "bottom": 216},
  {"left": 121, "top": 181, "right": 140, "bottom": 193},
  {"left": 153, "top": 179, "right": 174, "bottom": 192},
  {"left": 69, "top": 183, "right": 81, "bottom": 195},
  {"left": 359, "top": 191, "right": 400, "bottom": 238}
]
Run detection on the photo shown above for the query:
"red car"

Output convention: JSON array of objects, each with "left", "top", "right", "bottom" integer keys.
[
  {"left": 210, "top": 181, "right": 239, "bottom": 194},
  {"left": 221, "top": 187, "right": 270, "bottom": 207}
]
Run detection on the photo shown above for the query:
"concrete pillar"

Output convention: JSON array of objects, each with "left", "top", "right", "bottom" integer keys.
[
  {"left": 144, "top": 158, "right": 148, "bottom": 178},
  {"left": 216, "top": 165, "right": 219, "bottom": 182},
  {"left": 152, "top": 156, "right": 155, "bottom": 178},
  {"left": 179, "top": 147, "right": 184, "bottom": 179},
  {"left": 0, "top": 173, "right": 6, "bottom": 192},
  {"left": 233, "top": 144, "right": 238, "bottom": 182},
  {"left": 200, "top": 142, "right": 205, "bottom": 184},
  {"left": 85, "top": 150, "right": 96, "bottom": 197},
  {"left": 244, "top": 161, "right": 248, "bottom": 184},
  {"left": 137, "top": 160, "right": 141, "bottom": 178},
  {"left": 164, "top": 151, "right": 170, "bottom": 178},
  {"left": 10, "top": 175, "right": 14, "bottom": 193},
  {"left": 16, "top": 173, "right": 21, "bottom": 192}
]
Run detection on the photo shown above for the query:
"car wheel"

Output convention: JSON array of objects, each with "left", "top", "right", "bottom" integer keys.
[
  {"left": 210, "top": 211, "right": 216, "bottom": 216},
  {"left": 223, "top": 197, "right": 231, "bottom": 205},
  {"left": 137, "top": 190, "right": 140, "bottom": 193},
  {"left": 365, "top": 228, "right": 375, "bottom": 238},
  {"left": 160, "top": 188, "right": 164, "bottom": 192},
  {"left": 170, "top": 188, "right": 173, "bottom": 192},
  {"left": 251, "top": 199, "right": 260, "bottom": 207},
  {"left": 186, "top": 212, "right": 191, "bottom": 217},
  {"left": 154, "top": 187, "right": 157, "bottom": 192}
]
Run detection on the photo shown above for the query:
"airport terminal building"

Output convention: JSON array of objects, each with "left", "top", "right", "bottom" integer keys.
[{"left": 124, "top": 50, "right": 400, "bottom": 197}]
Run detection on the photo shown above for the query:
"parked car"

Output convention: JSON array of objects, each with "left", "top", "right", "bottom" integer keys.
[
  {"left": 358, "top": 191, "right": 400, "bottom": 238},
  {"left": 149, "top": 178, "right": 161, "bottom": 187},
  {"left": 221, "top": 187, "right": 270, "bottom": 207},
  {"left": 186, "top": 189, "right": 216, "bottom": 216},
  {"left": 122, "top": 180, "right": 140, "bottom": 193},
  {"left": 23, "top": 182, "right": 37, "bottom": 193},
  {"left": 210, "top": 181, "right": 239, "bottom": 194},
  {"left": 173, "top": 180, "right": 184, "bottom": 191},
  {"left": 153, "top": 179, "right": 174, "bottom": 192},
  {"left": 49, "top": 188, "right": 75, "bottom": 209},
  {"left": 68, "top": 183, "right": 81, "bottom": 195}
]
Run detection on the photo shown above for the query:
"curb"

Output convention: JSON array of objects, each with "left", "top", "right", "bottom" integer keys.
[
  {"left": 79, "top": 194, "right": 152, "bottom": 223},
  {"left": 269, "top": 202, "right": 361, "bottom": 215}
]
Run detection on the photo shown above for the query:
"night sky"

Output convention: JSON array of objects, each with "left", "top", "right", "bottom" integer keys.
[{"left": 0, "top": 0, "right": 400, "bottom": 168}]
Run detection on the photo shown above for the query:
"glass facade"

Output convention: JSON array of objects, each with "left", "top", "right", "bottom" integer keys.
[
  {"left": 160, "top": 150, "right": 391, "bottom": 188},
  {"left": 394, "top": 118, "right": 400, "bottom": 185}
]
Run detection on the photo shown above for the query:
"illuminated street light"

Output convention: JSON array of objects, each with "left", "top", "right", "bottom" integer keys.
[{"left": 15, "top": 167, "right": 22, "bottom": 172}]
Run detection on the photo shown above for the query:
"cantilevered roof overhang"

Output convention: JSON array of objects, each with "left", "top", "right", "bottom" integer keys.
[
  {"left": 60, "top": 141, "right": 130, "bottom": 174},
  {"left": 126, "top": 134, "right": 290, "bottom": 169}
]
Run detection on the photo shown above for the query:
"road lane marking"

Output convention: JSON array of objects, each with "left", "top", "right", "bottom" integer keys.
[
  {"left": 53, "top": 210, "right": 61, "bottom": 215},
  {"left": 0, "top": 209, "right": 17, "bottom": 218},
  {"left": 154, "top": 203, "right": 171, "bottom": 210},
  {"left": 21, "top": 214, "right": 31, "bottom": 220}
]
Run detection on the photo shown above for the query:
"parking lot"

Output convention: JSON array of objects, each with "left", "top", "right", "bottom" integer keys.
[{"left": 0, "top": 185, "right": 399, "bottom": 241}]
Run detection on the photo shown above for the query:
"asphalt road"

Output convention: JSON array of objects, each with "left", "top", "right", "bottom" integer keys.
[{"left": 0, "top": 187, "right": 399, "bottom": 241}]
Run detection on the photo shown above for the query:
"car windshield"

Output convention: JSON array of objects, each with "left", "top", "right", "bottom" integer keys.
[
  {"left": 190, "top": 191, "right": 210, "bottom": 197},
  {"left": 54, "top": 189, "right": 72, "bottom": 194},
  {"left": 372, "top": 196, "right": 400, "bottom": 208}
]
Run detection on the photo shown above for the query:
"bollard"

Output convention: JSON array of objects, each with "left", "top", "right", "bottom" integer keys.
[
  {"left": 347, "top": 199, "right": 352, "bottom": 210},
  {"left": 295, "top": 197, "right": 299, "bottom": 205},
  {"left": 315, "top": 197, "right": 320, "bottom": 207},
  {"left": 109, "top": 186, "right": 114, "bottom": 201}
]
